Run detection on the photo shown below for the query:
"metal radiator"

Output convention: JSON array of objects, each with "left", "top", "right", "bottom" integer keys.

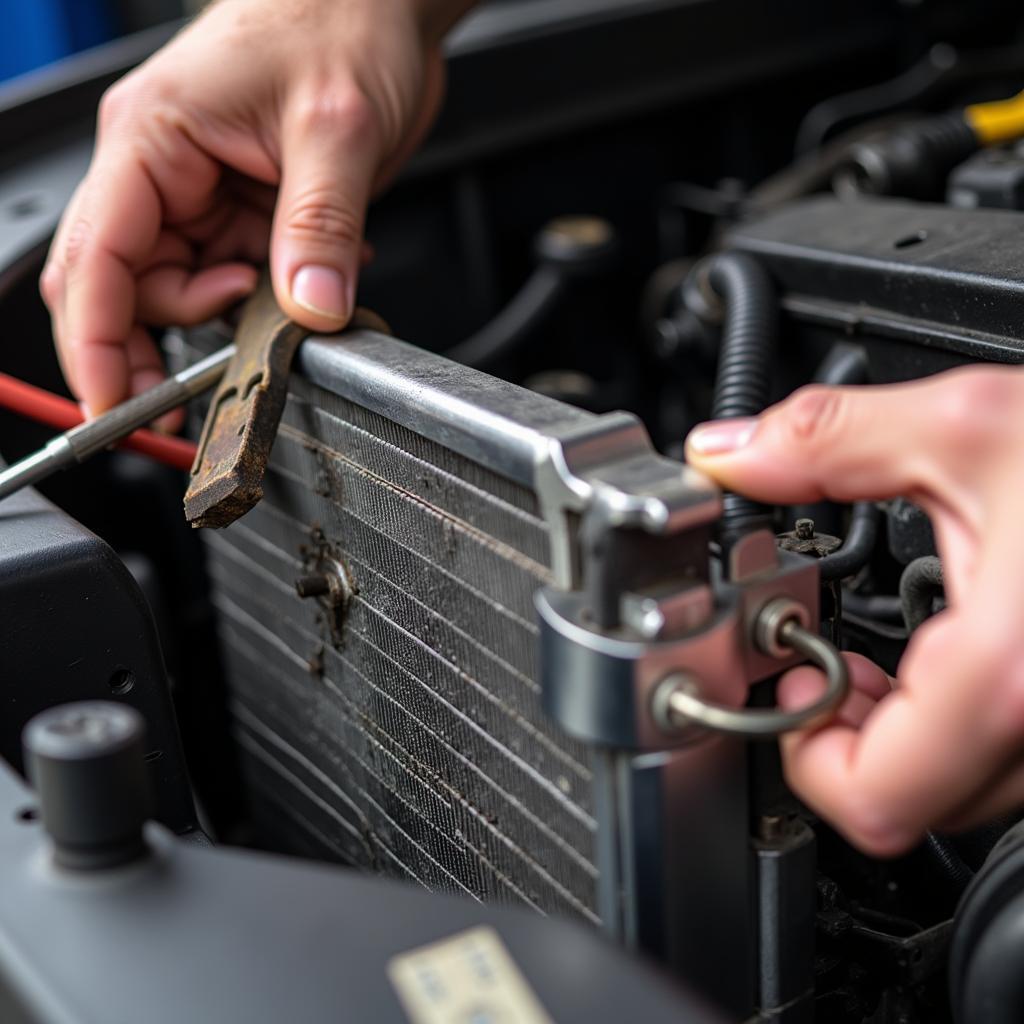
[
  {"left": 178, "top": 324, "right": 755, "bottom": 1013},
  {"left": 181, "top": 325, "right": 643, "bottom": 923}
]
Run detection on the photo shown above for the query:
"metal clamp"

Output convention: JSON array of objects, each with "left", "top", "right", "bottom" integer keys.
[{"left": 652, "top": 597, "right": 849, "bottom": 739}]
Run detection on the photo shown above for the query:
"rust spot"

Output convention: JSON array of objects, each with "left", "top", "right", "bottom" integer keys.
[
  {"left": 307, "top": 644, "right": 325, "bottom": 678},
  {"left": 184, "top": 273, "right": 389, "bottom": 529}
]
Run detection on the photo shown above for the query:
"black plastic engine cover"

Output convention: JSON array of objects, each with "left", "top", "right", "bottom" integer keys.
[{"left": 726, "top": 196, "right": 1024, "bottom": 377}]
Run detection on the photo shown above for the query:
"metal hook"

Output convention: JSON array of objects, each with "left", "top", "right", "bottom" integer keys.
[{"left": 652, "top": 597, "right": 849, "bottom": 740}]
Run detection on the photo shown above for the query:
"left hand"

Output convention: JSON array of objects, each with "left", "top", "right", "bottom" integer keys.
[{"left": 686, "top": 366, "right": 1024, "bottom": 856}]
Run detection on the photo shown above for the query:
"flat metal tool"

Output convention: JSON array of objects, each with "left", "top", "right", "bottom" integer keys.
[
  {"left": 184, "top": 274, "right": 387, "bottom": 529},
  {"left": 0, "top": 346, "right": 233, "bottom": 504},
  {"left": 184, "top": 275, "right": 310, "bottom": 529}
]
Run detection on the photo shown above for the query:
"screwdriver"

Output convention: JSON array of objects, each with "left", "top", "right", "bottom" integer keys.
[{"left": 0, "top": 345, "right": 234, "bottom": 503}]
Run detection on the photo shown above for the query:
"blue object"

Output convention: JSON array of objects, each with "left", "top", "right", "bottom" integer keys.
[{"left": 0, "top": 0, "right": 115, "bottom": 83}]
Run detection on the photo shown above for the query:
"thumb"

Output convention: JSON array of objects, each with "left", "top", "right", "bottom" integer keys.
[
  {"left": 270, "top": 90, "right": 382, "bottom": 331},
  {"left": 684, "top": 378, "right": 958, "bottom": 505}
]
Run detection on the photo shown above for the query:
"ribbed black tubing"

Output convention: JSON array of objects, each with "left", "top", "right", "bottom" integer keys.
[
  {"left": 900, "top": 555, "right": 945, "bottom": 633},
  {"left": 703, "top": 252, "right": 778, "bottom": 542},
  {"left": 819, "top": 501, "right": 881, "bottom": 581},
  {"left": 925, "top": 830, "right": 975, "bottom": 895}
]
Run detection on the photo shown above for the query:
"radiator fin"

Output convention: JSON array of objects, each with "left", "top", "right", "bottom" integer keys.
[{"left": 186, "top": 335, "right": 600, "bottom": 922}]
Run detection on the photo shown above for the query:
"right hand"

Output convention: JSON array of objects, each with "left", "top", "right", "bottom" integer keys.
[
  {"left": 40, "top": 0, "right": 462, "bottom": 427},
  {"left": 686, "top": 368, "right": 1024, "bottom": 856}
]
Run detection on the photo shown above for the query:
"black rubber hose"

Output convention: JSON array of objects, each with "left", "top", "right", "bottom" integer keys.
[
  {"left": 900, "top": 555, "right": 944, "bottom": 632},
  {"left": 794, "top": 43, "right": 959, "bottom": 156},
  {"left": 839, "top": 591, "right": 903, "bottom": 623},
  {"left": 815, "top": 342, "right": 868, "bottom": 388},
  {"left": 707, "top": 254, "right": 776, "bottom": 420},
  {"left": 746, "top": 114, "right": 913, "bottom": 212},
  {"left": 835, "top": 113, "right": 978, "bottom": 201},
  {"left": 792, "top": 344, "right": 867, "bottom": 535},
  {"left": 819, "top": 502, "right": 881, "bottom": 582},
  {"left": 445, "top": 265, "right": 565, "bottom": 368},
  {"left": 925, "top": 831, "right": 975, "bottom": 896},
  {"left": 697, "top": 252, "right": 778, "bottom": 541}
]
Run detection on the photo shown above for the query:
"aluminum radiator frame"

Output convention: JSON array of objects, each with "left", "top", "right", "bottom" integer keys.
[{"left": 177, "top": 324, "right": 755, "bottom": 1015}]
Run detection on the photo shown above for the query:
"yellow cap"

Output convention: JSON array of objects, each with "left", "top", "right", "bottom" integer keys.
[{"left": 965, "top": 90, "right": 1024, "bottom": 145}]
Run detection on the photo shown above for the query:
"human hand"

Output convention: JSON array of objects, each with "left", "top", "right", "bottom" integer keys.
[
  {"left": 686, "top": 366, "right": 1024, "bottom": 856},
  {"left": 41, "top": 0, "right": 469, "bottom": 427}
]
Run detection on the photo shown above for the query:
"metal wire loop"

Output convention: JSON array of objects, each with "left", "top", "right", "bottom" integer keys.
[{"left": 655, "top": 598, "right": 849, "bottom": 740}]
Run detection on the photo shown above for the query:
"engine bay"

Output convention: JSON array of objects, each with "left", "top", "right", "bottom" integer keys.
[{"left": 4, "top": 2, "right": 1024, "bottom": 1022}]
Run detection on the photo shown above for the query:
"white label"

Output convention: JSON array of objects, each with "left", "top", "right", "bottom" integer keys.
[{"left": 388, "top": 926, "right": 555, "bottom": 1024}]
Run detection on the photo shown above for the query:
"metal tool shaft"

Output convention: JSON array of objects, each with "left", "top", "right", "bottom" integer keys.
[{"left": 0, "top": 345, "right": 234, "bottom": 503}]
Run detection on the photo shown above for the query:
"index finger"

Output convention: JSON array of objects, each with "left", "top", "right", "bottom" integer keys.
[{"left": 48, "top": 148, "right": 162, "bottom": 414}]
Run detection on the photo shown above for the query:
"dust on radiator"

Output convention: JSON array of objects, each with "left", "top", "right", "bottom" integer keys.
[{"left": 182, "top": 325, "right": 601, "bottom": 924}]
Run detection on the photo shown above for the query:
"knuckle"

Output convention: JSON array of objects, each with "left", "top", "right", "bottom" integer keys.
[
  {"left": 39, "top": 262, "right": 62, "bottom": 306},
  {"left": 783, "top": 762, "right": 917, "bottom": 858},
  {"left": 292, "top": 84, "right": 378, "bottom": 145},
  {"left": 933, "top": 367, "right": 1020, "bottom": 448},
  {"left": 97, "top": 80, "right": 136, "bottom": 132},
  {"left": 779, "top": 384, "right": 847, "bottom": 451},
  {"left": 283, "top": 186, "right": 363, "bottom": 246},
  {"left": 841, "top": 798, "right": 916, "bottom": 858},
  {"left": 61, "top": 216, "right": 96, "bottom": 275}
]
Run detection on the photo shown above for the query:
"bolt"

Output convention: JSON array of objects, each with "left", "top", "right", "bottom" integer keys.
[
  {"left": 295, "top": 573, "right": 331, "bottom": 599},
  {"left": 795, "top": 518, "right": 815, "bottom": 540},
  {"left": 759, "top": 814, "right": 785, "bottom": 843}
]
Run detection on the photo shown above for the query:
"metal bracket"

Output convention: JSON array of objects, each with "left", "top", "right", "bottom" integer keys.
[{"left": 536, "top": 530, "right": 832, "bottom": 749}]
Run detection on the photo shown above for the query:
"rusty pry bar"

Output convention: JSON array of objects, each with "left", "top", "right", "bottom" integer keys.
[
  {"left": 183, "top": 275, "right": 308, "bottom": 528},
  {"left": 184, "top": 274, "right": 387, "bottom": 529}
]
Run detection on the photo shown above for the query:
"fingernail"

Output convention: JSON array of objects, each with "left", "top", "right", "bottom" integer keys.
[
  {"left": 687, "top": 417, "right": 758, "bottom": 456},
  {"left": 291, "top": 265, "right": 348, "bottom": 322}
]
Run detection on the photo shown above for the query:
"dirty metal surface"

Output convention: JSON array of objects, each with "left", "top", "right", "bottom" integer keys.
[
  {"left": 180, "top": 322, "right": 601, "bottom": 922},
  {"left": 776, "top": 518, "right": 842, "bottom": 559},
  {"left": 178, "top": 308, "right": 715, "bottom": 923},
  {"left": 184, "top": 276, "right": 307, "bottom": 529},
  {"left": 184, "top": 275, "right": 386, "bottom": 528}
]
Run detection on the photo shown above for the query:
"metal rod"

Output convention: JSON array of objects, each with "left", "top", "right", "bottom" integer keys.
[{"left": 0, "top": 345, "right": 234, "bottom": 503}]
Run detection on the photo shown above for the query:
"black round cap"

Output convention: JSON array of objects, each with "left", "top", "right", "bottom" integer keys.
[{"left": 23, "top": 701, "right": 152, "bottom": 870}]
